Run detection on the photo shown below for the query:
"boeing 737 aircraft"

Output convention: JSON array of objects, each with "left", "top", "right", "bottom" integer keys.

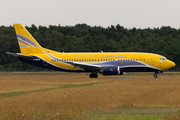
[{"left": 6, "top": 24, "right": 175, "bottom": 78}]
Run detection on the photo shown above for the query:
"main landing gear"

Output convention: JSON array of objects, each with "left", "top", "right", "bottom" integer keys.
[{"left": 89, "top": 72, "right": 98, "bottom": 78}]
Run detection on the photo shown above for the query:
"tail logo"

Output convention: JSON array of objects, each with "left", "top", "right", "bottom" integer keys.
[{"left": 17, "top": 34, "right": 38, "bottom": 48}]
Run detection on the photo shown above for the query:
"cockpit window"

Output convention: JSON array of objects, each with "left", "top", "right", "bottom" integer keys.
[{"left": 159, "top": 57, "right": 167, "bottom": 61}]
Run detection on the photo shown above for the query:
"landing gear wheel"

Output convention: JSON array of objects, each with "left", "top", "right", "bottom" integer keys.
[
  {"left": 154, "top": 74, "right": 157, "bottom": 78},
  {"left": 89, "top": 73, "right": 98, "bottom": 78}
]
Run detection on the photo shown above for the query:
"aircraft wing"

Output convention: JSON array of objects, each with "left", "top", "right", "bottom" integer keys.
[
  {"left": 6, "top": 52, "right": 33, "bottom": 59},
  {"left": 67, "top": 61, "right": 102, "bottom": 71}
]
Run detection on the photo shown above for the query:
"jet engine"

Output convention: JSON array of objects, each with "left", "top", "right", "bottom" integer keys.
[{"left": 99, "top": 66, "right": 124, "bottom": 75}]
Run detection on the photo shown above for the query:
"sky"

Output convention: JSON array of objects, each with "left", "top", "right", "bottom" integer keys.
[{"left": 1, "top": 0, "right": 180, "bottom": 29}]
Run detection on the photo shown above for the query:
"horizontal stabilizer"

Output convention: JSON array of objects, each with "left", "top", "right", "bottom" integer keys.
[{"left": 6, "top": 52, "right": 33, "bottom": 58}]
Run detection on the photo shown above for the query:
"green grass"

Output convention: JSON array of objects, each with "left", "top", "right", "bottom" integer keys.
[
  {"left": 80, "top": 107, "right": 180, "bottom": 120},
  {"left": 164, "top": 110, "right": 180, "bottom": 120}
]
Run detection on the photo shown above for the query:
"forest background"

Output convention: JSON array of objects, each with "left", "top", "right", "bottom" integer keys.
[{"left": 0, "top": 24, "right": 179, "bottom": 71}]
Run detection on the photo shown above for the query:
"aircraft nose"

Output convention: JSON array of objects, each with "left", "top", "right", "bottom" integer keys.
[{"left": 168, "top": 60, "right": 175, "bottom": 69}]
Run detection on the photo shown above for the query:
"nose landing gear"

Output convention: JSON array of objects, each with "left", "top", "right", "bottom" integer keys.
[
  {"left": 153, "top": 71, "right": 163, "bottom": 78},
  {"left": 154, "top": 74, "right": 157, "bottom": 78}
]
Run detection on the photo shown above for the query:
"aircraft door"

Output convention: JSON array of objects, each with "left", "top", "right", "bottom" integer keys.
[
  {"left": 159, "top": 58, "right": 163, "bottom": 69},
  {"left": 149, "top": 56, "right": 154, "bottom": 65}
]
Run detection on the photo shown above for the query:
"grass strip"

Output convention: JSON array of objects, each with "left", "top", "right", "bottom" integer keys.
[{"left": 0, "top": 82, "right": 102, "bottom": 98}]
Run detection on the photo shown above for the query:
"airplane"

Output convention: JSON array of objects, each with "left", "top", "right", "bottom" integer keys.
[{"left": 6, "top": 23, "right": 175, "bottom": 78}]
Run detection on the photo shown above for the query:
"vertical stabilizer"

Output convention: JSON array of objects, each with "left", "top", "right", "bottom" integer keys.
[{"left": 14, "top": 24, "right": 43, "bottom": 55}]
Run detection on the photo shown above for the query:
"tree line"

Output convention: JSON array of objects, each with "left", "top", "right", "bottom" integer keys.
[{"left": 0, "top": 24, "right": 179, "bottom": 70}]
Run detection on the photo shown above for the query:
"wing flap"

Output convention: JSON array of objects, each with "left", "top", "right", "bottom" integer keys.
[{"left": 67, "top": 62, "right": 102, "bottom": 71}]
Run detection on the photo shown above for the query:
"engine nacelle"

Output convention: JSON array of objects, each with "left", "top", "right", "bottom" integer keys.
[{"left": 100, "top": 66, "right": 122, "bottom": 75}]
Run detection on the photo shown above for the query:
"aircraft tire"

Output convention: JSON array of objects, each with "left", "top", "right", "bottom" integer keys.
[{"left": 154, "top": 74, "right": 157, "bottom": 78}]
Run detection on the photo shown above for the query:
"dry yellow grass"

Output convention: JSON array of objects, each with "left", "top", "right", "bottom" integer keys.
[{"left": 0, "top": 72, "right": 179, "bottom": 119}]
